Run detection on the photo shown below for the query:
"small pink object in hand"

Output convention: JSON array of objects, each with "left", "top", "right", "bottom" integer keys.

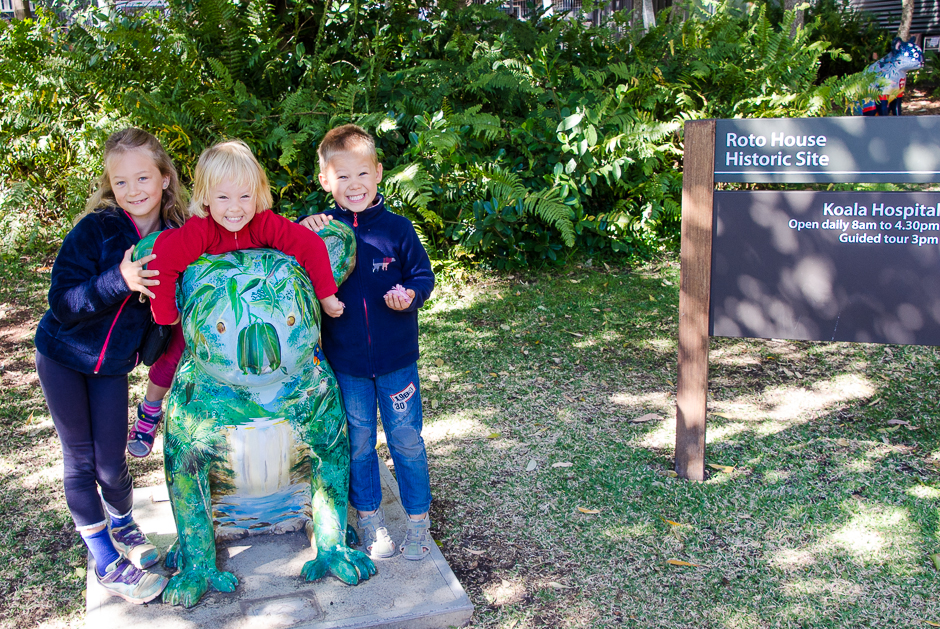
[{"left": 385, "top": 284, "right": 412, "bottom": 304}]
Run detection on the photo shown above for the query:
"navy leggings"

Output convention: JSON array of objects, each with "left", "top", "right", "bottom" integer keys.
[{"left": 35, "top": 352, "right": 134, "bottom": 529}]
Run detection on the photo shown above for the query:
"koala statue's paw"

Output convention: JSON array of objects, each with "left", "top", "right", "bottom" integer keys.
[
  {"left": 301, "top": 545, "right": 377, "bottom": 585},
  {"left": 163, "top": 567, "right": 238, "bottom": 607}
]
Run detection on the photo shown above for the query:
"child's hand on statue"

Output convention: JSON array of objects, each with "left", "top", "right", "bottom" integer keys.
[
  {"left": 320, "top": 294, "right": 345, "bottom": 318},
  {"left": 300, "top": 214, "right": 333, "bottom": 232}
]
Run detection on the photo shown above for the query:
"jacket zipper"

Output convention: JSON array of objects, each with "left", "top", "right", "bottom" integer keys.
[
  {"left": 350, "top": 211, "right": 374, "bottom": 376},
  {"left": 94, "top": 211, "right": 144, "bottom": 373}
]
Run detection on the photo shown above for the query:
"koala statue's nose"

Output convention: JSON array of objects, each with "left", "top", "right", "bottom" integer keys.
[{"left": 238, "top": 322, "right": 282, "bottom": 375}]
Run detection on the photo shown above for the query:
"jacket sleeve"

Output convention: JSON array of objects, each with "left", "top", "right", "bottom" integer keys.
[
  {"left": 148, "top": 219, "right": 210, "bottom": 325},
  {"left": 48, "top": 218, "right": 133, "bottom": 325},
  {"left": 256, "top": 212, "right": 338, "bottom": 300},
  {"left": 398, "top": 221, "right": 435, "bottom": 312}
]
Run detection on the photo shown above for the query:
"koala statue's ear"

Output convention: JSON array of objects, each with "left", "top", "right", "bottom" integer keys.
[
  {"left": 316, "top": 221, "right": 357, "bottom": 288},
  {"left": 132, "top": 231, "right": 162, "bottom": 265}
]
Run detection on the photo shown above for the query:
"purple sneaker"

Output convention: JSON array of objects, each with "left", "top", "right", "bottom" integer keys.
[
  {"left": 128, "top": 403, "right": 161, "bottom": 458},
  {"left": 111, "top": 521, "right": 160, "bottom": 569},
  {"left": 97, "top": 556, "right": 167, "bottom": 604}
]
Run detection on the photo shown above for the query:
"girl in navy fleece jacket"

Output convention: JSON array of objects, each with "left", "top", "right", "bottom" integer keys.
[{"left": 34, "top": 129, "right": 186, "bottom": 604}]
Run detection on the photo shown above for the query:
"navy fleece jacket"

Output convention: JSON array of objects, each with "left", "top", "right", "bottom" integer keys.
[
  {"left": 35, "top": 206, "right": 157, "bottom": 375},
  {"left": 305, "top": 195, "right": 434, "bottom": 378}
]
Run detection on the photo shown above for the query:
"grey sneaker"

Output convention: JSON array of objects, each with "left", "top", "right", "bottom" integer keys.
[
  {"left": 357, "top": 509, "right": 396, "bottom": 559},
  {"left": 97, "top": 556, "right": 168, "bottom": 604},
  {"left": 111, "top": 521, "right": 160, "bottom": 569},
  {"left": 400, "top": 515, "right": 432, "bottom": 561}
]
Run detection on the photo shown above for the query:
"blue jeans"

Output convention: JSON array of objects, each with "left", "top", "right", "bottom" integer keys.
[{"left": 334, "top": 363, "right": 431, "bottom": 516}]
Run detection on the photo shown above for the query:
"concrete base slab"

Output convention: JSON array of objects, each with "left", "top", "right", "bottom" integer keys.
[{"left": 85, "top": 462, "right": 473, "bottom": 629}]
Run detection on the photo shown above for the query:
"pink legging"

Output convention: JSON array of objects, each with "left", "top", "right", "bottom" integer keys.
[{"left": 147, "top": 323, "right": 184, "bottom": 388}]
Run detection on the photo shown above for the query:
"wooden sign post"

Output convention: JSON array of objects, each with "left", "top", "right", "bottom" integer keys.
[
  {"left": 675, "top": 116, "right": 940, "bottom": 481},
  {"left": 676, "top": 120, "right": 715, "bottom": 482}
]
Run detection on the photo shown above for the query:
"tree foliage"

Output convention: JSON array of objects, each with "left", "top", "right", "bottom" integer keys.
[{"left": 0, "top": 0, "right": 872, "bottom": 266}]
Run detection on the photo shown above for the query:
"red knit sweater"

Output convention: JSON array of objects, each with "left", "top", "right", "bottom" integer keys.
[{"left": 149, "top": 211, "right": 337, "bottom": 325}]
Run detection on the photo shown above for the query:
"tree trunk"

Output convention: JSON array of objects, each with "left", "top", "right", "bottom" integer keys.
[
  {"left": 898, "top": 0, "right": 914, "bottom": 40},
  {"left": 784, "top": 0, "right": 804, "bottom": 38},
  {"left": 641, "top": 0, "right": 655, "bottom": 31},
  {"left": 12, "top": 0, "right": 31, "bottom": 20}
]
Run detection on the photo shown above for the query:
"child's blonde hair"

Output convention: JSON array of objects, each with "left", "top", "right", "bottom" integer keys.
[
  {"left": 83, "top": 128, "right": 188, "bottom": 227},
  {"left": 317, "top": 124, "right": 379, "bottom": 171},
  {"left": 189, "top": 140, "right": 273, "bottom": 217}
]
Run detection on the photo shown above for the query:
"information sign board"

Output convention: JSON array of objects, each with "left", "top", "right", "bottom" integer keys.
[
  {"left": 710, "top": 191, "right": 940, "bottom": 345},
  {"left": 715, "top": 117, "right": 940, "bottom": 183}
]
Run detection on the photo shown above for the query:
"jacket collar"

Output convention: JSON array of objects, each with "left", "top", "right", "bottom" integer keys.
[{"left": 333, "top": 194, "right": 386, "bottom": 226}]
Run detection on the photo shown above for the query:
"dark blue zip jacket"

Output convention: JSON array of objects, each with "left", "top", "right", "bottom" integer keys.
[
  {"left": 304, "top": 195, "right": 434, "bottom": 378},
  {"left": 35, "top": 206, "right": 157, "bottom": 376}
]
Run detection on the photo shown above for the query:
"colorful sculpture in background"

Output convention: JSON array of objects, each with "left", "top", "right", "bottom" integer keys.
[
  {"left": 860, "top": 37, "right": 924, "bottom": 116},
  {"left": 134, "top": 222, "right": 374, "bottom": 608}
]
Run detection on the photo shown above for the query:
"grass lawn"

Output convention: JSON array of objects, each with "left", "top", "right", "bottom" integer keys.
[{"left": 1, "top": 252, "right": 940, "bottom": 628}]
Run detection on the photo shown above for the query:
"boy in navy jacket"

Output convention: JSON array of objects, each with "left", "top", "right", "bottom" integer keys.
[{"left": 301, "top": 124, "right": 435, "bottom": 561}]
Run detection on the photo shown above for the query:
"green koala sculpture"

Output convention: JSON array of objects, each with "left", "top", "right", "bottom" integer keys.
[{"left": 135, "top": 222, "right": 375, "bottom": 608}]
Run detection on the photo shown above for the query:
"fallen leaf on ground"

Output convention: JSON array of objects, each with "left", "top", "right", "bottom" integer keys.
[
  {"left": 577, "top": 507, "right": 601, "bottom": 514},
  {"left": 666, "top": 559, "right": 703, "bottom": 567},
  {"left": 466, "top": 549, "right": 485, "bottom": 556},
  {"left": 922, "top": 621, "right": 940, "bottom": 627},
  {"left": 428, "top": 374, "right": 440, "bottom": 382},
  {"left": 563, "top": 330, "right": 584, "bottom": 337},
  {"left": 487, "top": 432, "right": 501, "bottom": 439},
  {"left": 661, "top": 517, "right": 684, "bottom": 527},
  {"left": 931, "top": 553, "right": 940, "bottom": 571},
  {"left": 709, "top": 412, "right": 731, "bottom": 419},
  {"left": 500, "top": 324, "right": 511, "bottom": 331},
  {"left": 707, "top": 463, "right": 735, "bottom": 474},
  {"left": 74, "top": 567, "right": 86, "bottom": 578},
  {"left": 547, "top": 581, "right": 572, "bottom": 589},
  {"left": 434, "top": 358, "right": 444, "bottom": 367},
  {"left": 836, "top": 438, "right": 850, "bottom": 447},
  {"left": 552, "top": 461, "right": 573, "bottom": 468},
  {"left": 867, "top": 397, "right": 882, "bottom": 406},
  {"left": 525, "top": 459, "right": 538, "bottom": 471},
  {"left": 431, "top": 399, "right": 439, "bottom": 409},
  {"left": 490, "top": 372, "right": 498, "bottom": 377},
  {"left": 665, "top": 470, "right": 678, "bottom": 477},
  {"left": 887, "top": 419, "right": 910, "bottom": 425},
  {"left": 631, "top": 413, "right": 661, "bottom": 423}
]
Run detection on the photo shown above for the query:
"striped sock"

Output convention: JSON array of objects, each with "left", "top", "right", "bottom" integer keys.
[{"left": 140, "top": 398, "right": 162, "bottom": 418}]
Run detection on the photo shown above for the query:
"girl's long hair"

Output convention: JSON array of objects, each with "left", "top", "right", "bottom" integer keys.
[{"left": 80, "top": 128, "right": 188, "bottom": 227}]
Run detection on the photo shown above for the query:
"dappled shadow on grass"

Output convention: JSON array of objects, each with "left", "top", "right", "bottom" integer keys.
[
  {"left": 417, "top": 260, "right": 940, "bottom": 628},
  {"left": 6, "top": 252, "right": 940, "bottom": 627}
]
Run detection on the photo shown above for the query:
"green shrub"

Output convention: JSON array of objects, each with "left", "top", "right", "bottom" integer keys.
[
  {"left": 806, "top": 0, "right": 890, "bottom": 82},
  {"left": 0, "top": 0, "right": 866, "bottom": 266}
]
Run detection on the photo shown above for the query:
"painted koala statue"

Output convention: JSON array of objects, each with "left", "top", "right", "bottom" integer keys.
[
  {"left": 861, "top": 37, "right": 924, "bottom": 116},
  {"left": 135, "top": 223, "right": 375, "bottom": 608}
]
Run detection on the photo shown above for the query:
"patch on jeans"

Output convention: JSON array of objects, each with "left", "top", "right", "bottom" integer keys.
[{"left": 389, "top": 382, "right": 416, "bottom": 412}]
